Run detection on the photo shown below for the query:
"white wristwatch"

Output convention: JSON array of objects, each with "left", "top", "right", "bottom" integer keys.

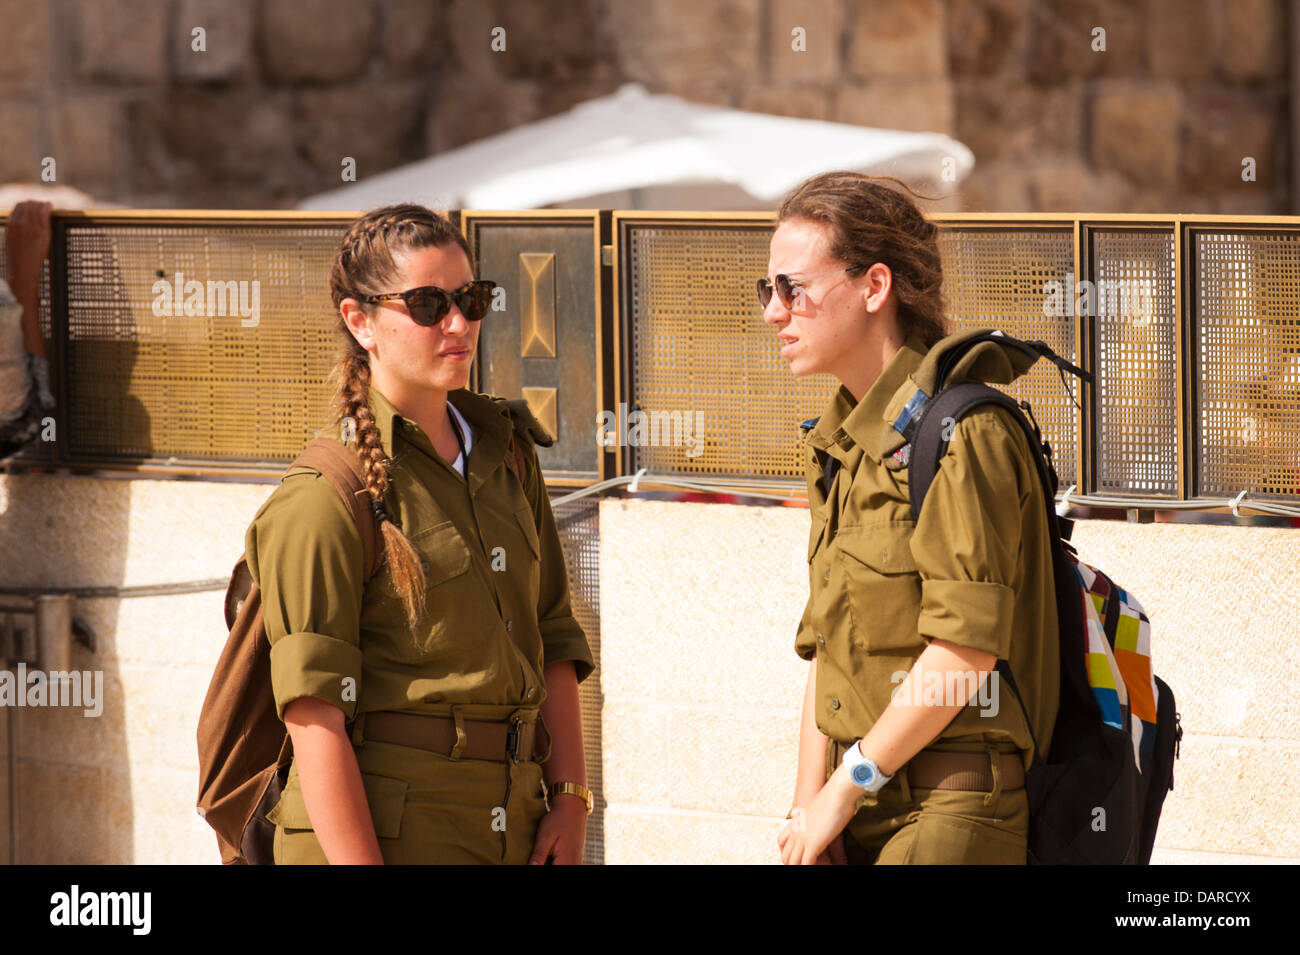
[{"left": 841, "top": 740, "right": 893, "bottom": 792}]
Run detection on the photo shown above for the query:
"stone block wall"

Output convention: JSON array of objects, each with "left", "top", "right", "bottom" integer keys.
[
  {"left": 0, "top": 477, "right": 1296, "bottom": 863},
  {"left": 0, "top": 0, "right": 1290, "bottom": 211},
  {"left": 598, "top": 498, "right": 1300, "bottom": 864},
  {"left": 0, "top": 472, "right": 275, "bottom": 863}
]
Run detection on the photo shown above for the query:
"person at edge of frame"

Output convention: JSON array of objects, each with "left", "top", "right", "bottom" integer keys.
[
  {"left": 771, "top": 172, "right": 1060, "bottom": 865},
  {"left": 0, "top": 200, "right": 56, "bottom": 460},
  {"left": 243, "top": 204, "right": 595, "bottom": 864}
]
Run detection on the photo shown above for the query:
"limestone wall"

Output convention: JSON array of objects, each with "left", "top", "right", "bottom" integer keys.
[
  {"left": 2, "top": 472, "right": 1294, "bottom": 864},
  {"left": 0, "top": 472, "right": 274, "bottom": 863},
  {"left": 0, "top": 0, "right": 1290, "bottom": 212},
  {"left": 598, "top": 497, "right": 1300, "bottom": 864}
]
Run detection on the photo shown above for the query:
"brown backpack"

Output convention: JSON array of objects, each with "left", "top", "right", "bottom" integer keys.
[
  {"left": 196, "top": 403, "right": 546, "bottom": 864},
  {"left": 196, "top": 436, "right": 383, "bottom": 865}
]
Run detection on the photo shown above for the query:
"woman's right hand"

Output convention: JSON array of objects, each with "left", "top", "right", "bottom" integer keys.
[
  {"left": 788, "top": 793, "right": 849, "bottom": 865},
  {"left": 782, "top": 657, "right": 848, "bottom": 863}
]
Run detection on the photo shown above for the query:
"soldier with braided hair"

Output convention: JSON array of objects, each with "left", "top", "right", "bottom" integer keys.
[{"left": 243, "top": 204, "right": 594, "bottom": 864}]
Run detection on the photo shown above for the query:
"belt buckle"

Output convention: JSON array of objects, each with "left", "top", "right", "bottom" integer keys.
[{"left": 505, "top": 716, "right": 524, "bottom": 763}]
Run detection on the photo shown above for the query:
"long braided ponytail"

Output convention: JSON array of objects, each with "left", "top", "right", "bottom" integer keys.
[{"left": 327, "top": 204, "right": 476, "bottom": 635}]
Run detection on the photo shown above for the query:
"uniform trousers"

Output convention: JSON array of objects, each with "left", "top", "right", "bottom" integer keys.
[
  {"left": 273, "top": 738, "right": 550, "bottom": 865},
  {"left": 827, "top": 740, "right": 1029, "bottom": 865}
]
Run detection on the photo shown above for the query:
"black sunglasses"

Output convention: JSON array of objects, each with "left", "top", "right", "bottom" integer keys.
[
  {"left": 757, "top": 268, "right": 851, "bottom": 310},
  {"left": 360, "top": 280, "right": 497, "bottom": 325}
]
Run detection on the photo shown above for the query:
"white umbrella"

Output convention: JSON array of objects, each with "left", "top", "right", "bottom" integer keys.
[
  {"left": 299, "top": 82, "right": 973, "bottom": 211},
  {"left": 0, "top": 182, "right": 123, "bottom": 212}
]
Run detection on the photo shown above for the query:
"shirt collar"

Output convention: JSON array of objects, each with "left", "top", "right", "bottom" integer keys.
[
  {"left": 806, "top": 331, "right": 930, "bottom": 466},
  {"left": 365, "top": 384, "right": 514, "bottom": 493},
  {"left": 364, "top": 384, "right": 403, "bottom": 459}
]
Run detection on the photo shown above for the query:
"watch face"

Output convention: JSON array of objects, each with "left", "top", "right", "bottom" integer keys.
[{"left": 852, "top": 763, "right": 875, "bottom": 786}]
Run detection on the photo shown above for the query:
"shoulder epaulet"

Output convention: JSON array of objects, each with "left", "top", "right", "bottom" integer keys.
[
  {"left": 281, "top": 465, "right": 321, "bottom": 480},
  {"left": 485, "top": 396, "right": 550, "bottom": 495},
  {"left": 492, "top": 396, "right": 555, "bottom": 448}
]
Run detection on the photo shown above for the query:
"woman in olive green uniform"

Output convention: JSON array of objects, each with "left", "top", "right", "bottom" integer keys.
[
  {"left": 770, "top": 174, "right": 1060, "bottom": 865},
  {"left": 244, "top": 205, "right": 595, "bottom": 864}
]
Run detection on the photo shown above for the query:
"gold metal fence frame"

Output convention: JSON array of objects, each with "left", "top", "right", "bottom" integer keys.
[
  {"left": 460, "top": 209, "right": 612, "bottom": 488},
  {"left": 1, "top": 209, "right": 1298, "bottom": 516}
]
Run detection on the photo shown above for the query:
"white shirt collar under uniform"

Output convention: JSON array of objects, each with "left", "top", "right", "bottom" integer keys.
[{"left": 447, "top": 400, "right": 473, "bottom": 476}]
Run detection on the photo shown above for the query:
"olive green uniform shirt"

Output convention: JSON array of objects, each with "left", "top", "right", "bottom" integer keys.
[
  {"left": 795, "top": 331, "right": 1060, "bottom": 770},
  {"left": 245, "top": 385, "right": 594, "bottom": 725}
]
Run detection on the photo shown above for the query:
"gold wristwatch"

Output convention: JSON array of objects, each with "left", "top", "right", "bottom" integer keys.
[{"left": 549, "top": 782, "right": 593, "bottom": 814}]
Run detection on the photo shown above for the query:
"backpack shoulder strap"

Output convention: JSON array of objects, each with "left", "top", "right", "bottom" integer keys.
[
  {"left": 908, "top": 384, "right": 1025, "bottom": 520},
  {"left": 908, "top": 386, "right": 1059, "bottom": 769},
  {"left": 504, "top": 434, "right": 532, "bottom": 493},
  {"left": 491, "top": 397, "right": 553, "bottom": 499},
  {"left": 288, "top": 437, "right": 383, "bottom": 581},
  {"left": 907, "top": 383, "right": 1072, "bottom": 540}
]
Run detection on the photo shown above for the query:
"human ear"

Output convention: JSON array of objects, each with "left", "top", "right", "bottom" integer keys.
[
  {"left": 340, "top": 298, "right": 376, "bottom": 351},
  {"left": 862, "top": 262, "right": 893, "bottom": 315}
]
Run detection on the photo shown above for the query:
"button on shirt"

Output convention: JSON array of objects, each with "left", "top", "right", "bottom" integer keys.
[
  {"left": 794, "top": 331, "right": 1061, "bottom": 770},
  {"left": 245, "top": 385, "right": 594, "bottom": 724}
]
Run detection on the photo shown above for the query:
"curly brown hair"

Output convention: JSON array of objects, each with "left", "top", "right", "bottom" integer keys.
[
  {"left": 776, "top": 172, "right": 949, "bottom": 350},
  {"left": 326, "top": 203, "right": 476, "bottom": 635}
]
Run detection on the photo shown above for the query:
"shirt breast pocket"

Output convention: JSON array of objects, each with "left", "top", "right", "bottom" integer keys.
[
  {"left": 836, "top": 521, "right": 925, "bottom": 654},
  {"left": 413, "top": 520, "right": 472, "bottom": 584},
  {"left": 512, "top": 505, "right": 541, "bottom": 604},
  {"left": 379, "top": 519, "right": 474, "bottom": 664}
]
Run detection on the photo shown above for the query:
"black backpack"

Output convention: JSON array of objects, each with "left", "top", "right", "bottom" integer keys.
[{"left": 899, "top": 330, "right": 1182, "bottom": 864}]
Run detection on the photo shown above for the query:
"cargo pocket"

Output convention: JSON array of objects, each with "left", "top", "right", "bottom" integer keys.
[
  {"left": 360, "top": 772, "right": 409, "bottom": 839},
  {"left": 837, "top": 521, "right": 924, "bottom": 654},
  {"left": 266, "top": 762, "right": 310, "bottom": 830},
  {"left": 268, "top": 768, "right": 408, "bottom": 840},
  {"left": 899, "top": 789, "right": 1028, "bottom": 865}
]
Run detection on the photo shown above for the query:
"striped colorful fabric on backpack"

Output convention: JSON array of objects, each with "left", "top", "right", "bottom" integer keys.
[
  {"left": 902, "top": 328, "right": 1182, "bottom": 863},
  {"left": 1069, "top": 554, "right": 1160, "bottom": 768}
]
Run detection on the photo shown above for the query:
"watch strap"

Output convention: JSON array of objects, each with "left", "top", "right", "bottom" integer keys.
[
  {"left": 843, "top": 740, "right": 893, "bottom": 792},
  {"left": 549, "top": 781, "right": 593, "bottom": 814}
]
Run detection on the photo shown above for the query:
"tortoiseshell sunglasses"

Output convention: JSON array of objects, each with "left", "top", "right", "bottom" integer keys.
[{"left": 360, "top": 280, "right": 497, "bottom": 325}]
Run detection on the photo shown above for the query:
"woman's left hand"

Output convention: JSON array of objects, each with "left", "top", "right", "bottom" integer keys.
[
  {"left": 528, "top": 796, "right": 588, "bottom": 864},
  {"left": 778, "top": 768, "right": 859, "bottom": 865}
]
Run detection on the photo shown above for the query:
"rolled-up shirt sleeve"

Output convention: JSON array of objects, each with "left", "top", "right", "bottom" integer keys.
[
  {"left": 244, "top": 470, "right": 365, "bottom": 721},
  {"left": 524, "top": 442, "right": 595, "bottom": 684},
  {"left": 909, "top": 407, "right": 1029, "bottom": 660}
]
